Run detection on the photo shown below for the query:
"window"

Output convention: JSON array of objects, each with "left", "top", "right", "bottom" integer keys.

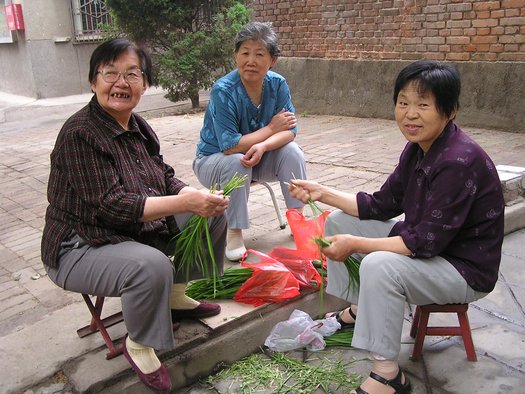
[
  {"left": 0, "top": 0, "right": 16, "bottom": 43},
  {"left": 71, "top": 0, "right": 112, "bottom": 42}
]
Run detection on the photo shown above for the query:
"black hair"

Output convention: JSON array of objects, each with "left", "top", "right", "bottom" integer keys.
[
  {"left": 235, "top": 21, "right": 281, "bottom": 58},
  {"left": 88, "top": 38, "right": 153, "bottom": 86},
  {"left": 393, "top": 60, "right": 461, "bottom": 118}
]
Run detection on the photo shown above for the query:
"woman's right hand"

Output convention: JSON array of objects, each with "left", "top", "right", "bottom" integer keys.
[
  {"left": 268, "top": 109, "right": 297, "bottom": 134},
  {"left": 288, "top": 179, "right": 324, "bottom": 203},
  {"left": 189, "top": 190, "right": 229, "bottom": 217}
]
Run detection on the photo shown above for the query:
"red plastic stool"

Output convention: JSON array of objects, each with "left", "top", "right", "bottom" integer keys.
[
  {"left": 76, "top": 294, "right": 124, "bottom": 360},
  {"left": 410, "top": 303, "right": 477, "bottom": 361}
]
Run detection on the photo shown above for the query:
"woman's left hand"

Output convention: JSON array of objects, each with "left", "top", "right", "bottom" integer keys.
[
  {"left": 268, "top": 109, "right": 297, "bottom": 134},
  {"left": 240, "top": 143, "right": 266, "bottom": 168}
]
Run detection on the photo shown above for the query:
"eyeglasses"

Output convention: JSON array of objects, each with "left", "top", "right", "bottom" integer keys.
[{"left": 97, "top": 68, "right": 144, "bottom": 84}]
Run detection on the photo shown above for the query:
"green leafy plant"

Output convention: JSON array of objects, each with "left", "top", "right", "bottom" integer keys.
[{"left": 104, "top": 0, "right": 251, "bottom": 108}]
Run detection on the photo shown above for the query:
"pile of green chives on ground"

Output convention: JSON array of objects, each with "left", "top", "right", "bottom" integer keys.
[{"left": 205, "top": 351, "right": 361, "bottom": 393}]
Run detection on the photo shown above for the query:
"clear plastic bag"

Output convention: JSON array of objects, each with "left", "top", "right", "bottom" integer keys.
[{"left": 264, "top": 309, "right": 341, "bottom": 352}]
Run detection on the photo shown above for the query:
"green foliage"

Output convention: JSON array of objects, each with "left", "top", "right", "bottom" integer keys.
[{"left": 104, "top": 0, "right": 251, "bottom": 107}]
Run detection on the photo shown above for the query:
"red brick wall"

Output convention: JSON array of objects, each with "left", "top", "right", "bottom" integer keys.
[{"left": 251, "top": 0, "right": 525, "bottom": 61}]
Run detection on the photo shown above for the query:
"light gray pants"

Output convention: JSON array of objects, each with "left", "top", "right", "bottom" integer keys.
[
  {"left": 45, "top": 213, "right": 226, "bottom": 351},
  {"left": 324, "top": 210, "right": 487, "bottom": 360},
  {"left": 193, "top": 141, "right": 307, "bottom": 229}
]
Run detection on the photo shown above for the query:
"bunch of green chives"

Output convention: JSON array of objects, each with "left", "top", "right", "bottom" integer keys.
[
  {"left": 324, "top": 328, "right": 354, "bottom": 348},
  {"left": 185, "top": 267, "right": 253, "bottom": 299},
  {"left": 171, "top": 173, "right": 248, "bottom": 287},
  {"left": 313, "top": 236, "right": 360, "bottom": 290},
  {"left": 307, "top": 198, "right": 324, "bottom": 217}
]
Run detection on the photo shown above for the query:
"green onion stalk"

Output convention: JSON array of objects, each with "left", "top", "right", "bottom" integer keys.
[{"left": 171, "top": 173, "right": 248, "bottom": 296}]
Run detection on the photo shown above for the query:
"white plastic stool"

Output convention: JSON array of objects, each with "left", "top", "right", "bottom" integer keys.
[{"left": 252, "top": 181, "right": 287, "bottom": 229}]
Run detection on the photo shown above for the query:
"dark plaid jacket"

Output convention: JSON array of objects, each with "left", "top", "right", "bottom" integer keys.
[{"left": 41, "top": 96, "right": 186, "bottom": 268}]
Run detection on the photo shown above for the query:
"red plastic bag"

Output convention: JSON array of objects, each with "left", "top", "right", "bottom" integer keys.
[
  {"left": 268, "top": 247, "right": 322, "bottom": 289},
  {"left": 286, "top": 208, "right": 330, "bottom": 260},
  {"left": 233, "top": 250, "right": 301, "bottom": 307}
]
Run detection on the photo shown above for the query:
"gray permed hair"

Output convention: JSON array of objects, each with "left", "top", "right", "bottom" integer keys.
[{"left": 234, "top": 21, "right": 281, "bottom": 58}]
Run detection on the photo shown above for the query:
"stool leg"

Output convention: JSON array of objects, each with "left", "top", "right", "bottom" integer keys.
[
  {"left": 457, "top": 311, "right": 477, "bottom": 361},
  {"left": 411, "top": 308, "right": 430, "bottom": 361},
  {"left": 410, "top": 305, "right": 421, "bottom": 338},
  {"left": 92, "top": 295, "right": 105, "bottom": 331},
  {"left": 260, "top": 182, "right": 286, "bottom": 229},
  {"left": 77, "top": 295, "right": 124, "bottom": 360}
]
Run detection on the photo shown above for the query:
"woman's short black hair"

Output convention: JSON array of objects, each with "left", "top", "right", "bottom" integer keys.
[
  {"left": 234, "top": 21, "right": 281, "bottom": 58},
  {"left": 393, "top": 60, "right": 461, "bottom": 118},
  {"left": 88, "top": 37, "right": 153, "bottom": 86}
]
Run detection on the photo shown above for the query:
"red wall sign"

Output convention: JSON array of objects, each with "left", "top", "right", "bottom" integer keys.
[{"left": 5, "top": 4, "right": 25, "bottom": 31}]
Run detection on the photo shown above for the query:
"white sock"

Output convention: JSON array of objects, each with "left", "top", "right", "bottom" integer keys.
[
  {"left": 126, "top": 336, "right": 161, "bottom": 374},
  {"left": 226, "top": 228, "right": 245, "bottom": 250},
  {"left": 170, "top": 283, "right": 199, "bottom": 310}
]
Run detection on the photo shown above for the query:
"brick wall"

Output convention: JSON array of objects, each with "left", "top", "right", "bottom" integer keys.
[{"left": 251, "top": 0, "right": 525, "bottom": 62}]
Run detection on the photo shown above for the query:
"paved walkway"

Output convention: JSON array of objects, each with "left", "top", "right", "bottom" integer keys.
[{"left": 1, "top": 90, "right": 524, "bottom": 393}]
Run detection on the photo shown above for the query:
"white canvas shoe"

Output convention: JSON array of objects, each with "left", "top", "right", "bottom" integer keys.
[
  {"left": 225, "top": 244, "right": 246, "bottom": 261},
  {"left": 226, "top": 229, "right": 246, "bottom": 261}
]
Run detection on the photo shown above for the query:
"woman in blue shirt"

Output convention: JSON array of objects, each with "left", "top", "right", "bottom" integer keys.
[
  {"left": 289, "top": 60, "right": 504, "bottom": 394},
  {"left": 194, "top": 21, "right": 307, "bottom": 261}
]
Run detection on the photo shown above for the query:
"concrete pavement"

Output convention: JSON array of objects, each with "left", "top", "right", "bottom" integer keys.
[{"left": 1, "top": 89, "right": 524, "bottom": 393}]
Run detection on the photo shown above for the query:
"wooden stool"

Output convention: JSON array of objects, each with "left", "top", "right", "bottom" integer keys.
[
  {"left": 410, "top": 303, "right": 477, "bottom": 361},
  {"left": 76, "top": 294, "right": 124, "bottom": 360}
]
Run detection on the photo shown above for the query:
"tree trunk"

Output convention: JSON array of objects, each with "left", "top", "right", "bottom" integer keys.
[{"left": 190, "top": 92, "right": 200, "bottom": 109}]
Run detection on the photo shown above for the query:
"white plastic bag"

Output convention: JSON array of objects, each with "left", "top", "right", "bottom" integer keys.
[{"left": 264, "top": 309, "right": 341, "bottom": 352}]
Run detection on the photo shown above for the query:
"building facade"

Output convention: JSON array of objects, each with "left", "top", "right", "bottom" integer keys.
[
  {"left": 1, "top": 0, "right": 524, "bottom": 131},
  {"left": 252, "top": 0, "right": 525, "bottom": 131},
  {"left": 0, "top": 0, "right": 108, "bottom": 98}
]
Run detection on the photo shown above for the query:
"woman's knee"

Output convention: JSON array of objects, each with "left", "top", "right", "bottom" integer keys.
[
  {"left": 359, "top": 251, "right": 399, "bottom": 282},
  {"left": 220, "top": 154, "right": 249, "bottom": 176},
  {"left": 196, "top": 153, "right": 250, "bottom": 184},
  {"left": 126, "top": 250, "right": 174, "bottom": 290},
  {"left": 325, "top": 210, "right": 360, "bottom": 236},
  {"left": 279, "top": 142, "right": 305, "bottom": 164}
]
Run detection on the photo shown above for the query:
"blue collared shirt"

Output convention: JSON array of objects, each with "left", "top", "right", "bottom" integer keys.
[{"left": 196, "top": 69, "right": 296, "bottom": 156}]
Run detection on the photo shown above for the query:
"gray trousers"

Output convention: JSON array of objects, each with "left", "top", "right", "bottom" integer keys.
[
  {"left": 324, "top": 210, "right": 487, "bottom": 360},
  {"left": 45, "top": 213, "right": 226, "bottom": 351},
  {"left": 193, "top": 141, "right": 307, "bottom": 229}
]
